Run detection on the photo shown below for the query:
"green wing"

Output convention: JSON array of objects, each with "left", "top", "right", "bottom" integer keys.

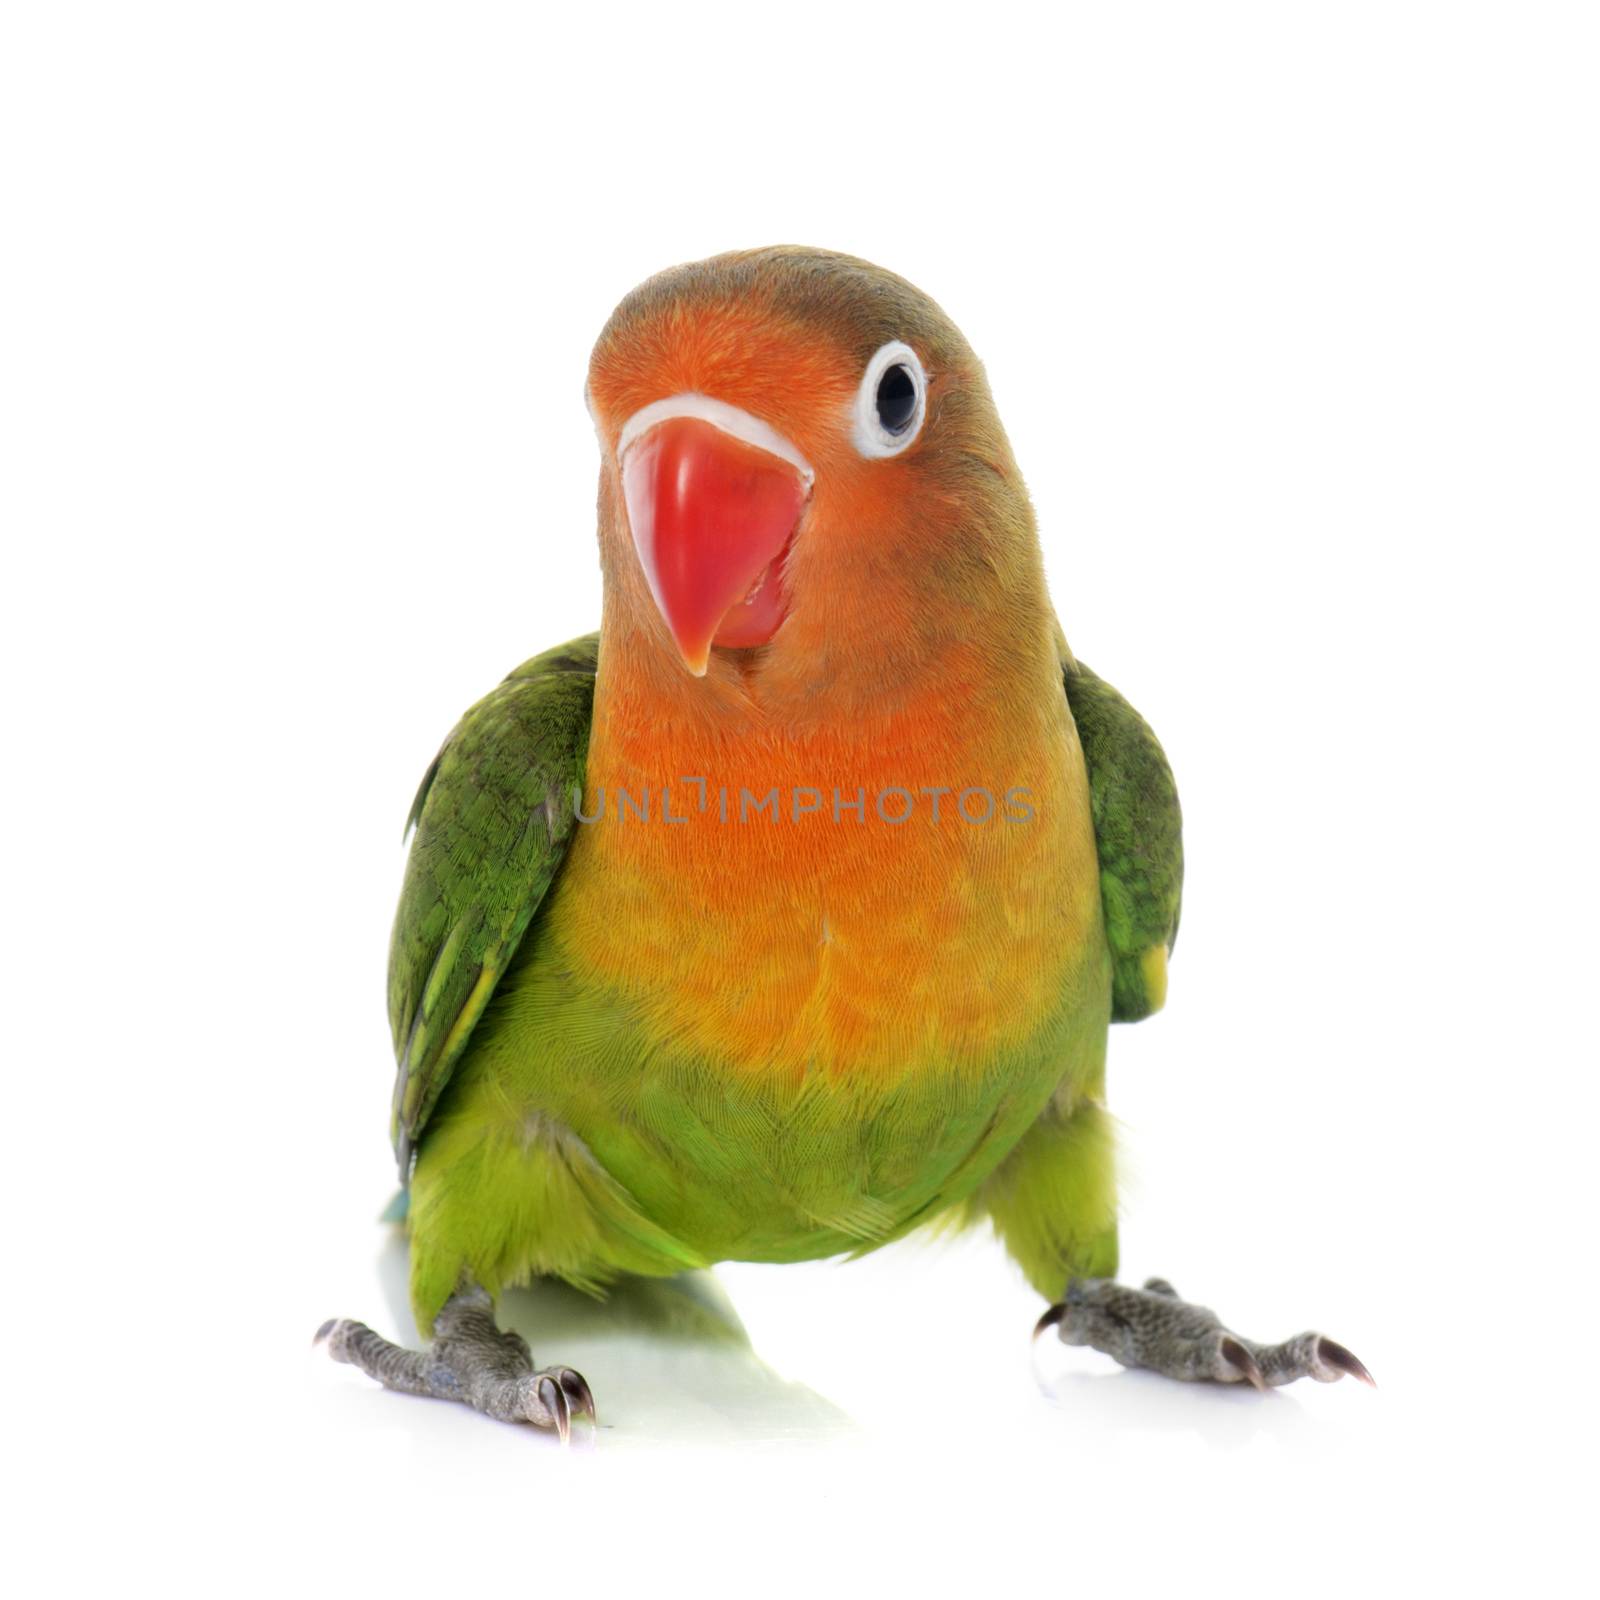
[
  {"left": 388, "top": 633, "right": 599, "bottom": 1174},
  {"left": 1064, "top": 662, "right": 1184, "bottom": 1022}
]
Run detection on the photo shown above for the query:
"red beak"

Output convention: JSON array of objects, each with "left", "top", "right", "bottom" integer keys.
[{"left": 621, "top": 413, "right": 809, "bottom": 675}]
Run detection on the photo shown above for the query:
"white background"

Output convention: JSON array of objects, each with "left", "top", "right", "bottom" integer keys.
[{"left": 6, "top": 3, "right": 1596, "bottom": 1594}]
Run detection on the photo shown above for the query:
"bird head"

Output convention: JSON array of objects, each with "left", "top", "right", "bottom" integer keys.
[{"left": 586, "top": 247, "right": 1050, "bottom": 708}]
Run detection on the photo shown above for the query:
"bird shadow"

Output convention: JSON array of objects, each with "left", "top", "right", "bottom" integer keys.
[
  {"left": 373, "top": 1230, "right": 855, "bottom": 1448},
  {"left": 1032, "top": 1353, "right": 1339, "bottom": 1451}
]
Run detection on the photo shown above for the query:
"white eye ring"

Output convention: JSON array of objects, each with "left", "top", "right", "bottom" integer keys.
[{"left": 851, "top": 340, "right": 927, "bottom": 459}]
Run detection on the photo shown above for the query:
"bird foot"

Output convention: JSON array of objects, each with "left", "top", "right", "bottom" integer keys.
[
  {"left": 1034, "top": 1276, "right": 1373, "bottom": 1390},
  {"left": 317, "top": 1285, "right": 596, "bottom": 1438}
]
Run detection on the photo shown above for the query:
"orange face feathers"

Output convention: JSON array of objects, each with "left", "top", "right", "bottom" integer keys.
[{"left": 584, "top": 247, "right": 1048, "bottom": 716}]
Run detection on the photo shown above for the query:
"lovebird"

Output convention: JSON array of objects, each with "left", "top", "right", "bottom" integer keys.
[{"left": 318, "top": 247, "right": 1370, "bottom": 1434}]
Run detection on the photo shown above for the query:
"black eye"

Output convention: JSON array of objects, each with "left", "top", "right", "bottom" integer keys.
[
  {"left": 875, "top": 363, "right": 917, "bottom": 435},
  {"left": 853, "top": 341, "right": 926, "bottom": 457}
]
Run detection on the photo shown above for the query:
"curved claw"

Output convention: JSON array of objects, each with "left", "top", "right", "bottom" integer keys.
[
  {"left": 1317, "top": 1337, "right": 1376, "bottom": 1388},
  {"left": 1033, "top": 1303, "right": 1066, "bottom": 1340},
  {"left": 557, "top": 1368, "right": 597, "bottom": 1426},
  {"left": 535, "top": 1374, "right": 571, "bottom": 1442},
  {"left": 1218, "top": 1335, "right": 1267, "bottom": 1392},
  {"left": 314, "top": 1317, "right": 359, "bottom": 1361}
]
